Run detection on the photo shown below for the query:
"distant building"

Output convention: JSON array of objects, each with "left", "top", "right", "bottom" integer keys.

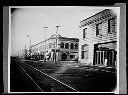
[
  {"left": 79, "top": 9, "right": 117, "bottom": 67},
  {"left": 31, "top": 34, "right": 79, "bottom": 61}
]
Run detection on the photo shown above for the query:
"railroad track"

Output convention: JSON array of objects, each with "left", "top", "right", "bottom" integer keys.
[
  {"left": 17, "top": 59, "right": 116, "bottom": 92},
  {"left": 18, "top": 64, "right": 44, "bottom": 92},
  {"left": 18, "top": 60, "right": 79, "bottom": 92}
]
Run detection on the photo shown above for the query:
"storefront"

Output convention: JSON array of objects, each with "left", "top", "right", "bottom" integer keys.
[
  {"left": 93, "top": 41, "right": 117, "bottom": 67},
  {"left": 70, "top": 52, "right": 78, "bottom": 60}
]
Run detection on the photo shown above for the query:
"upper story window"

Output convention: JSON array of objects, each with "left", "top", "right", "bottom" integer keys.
[
  {"left": 60, "top": 42, "right": 64, "bottom": 48},
  {"left": 96, "top": 23, "right": 102, "bottom": 36},
  {"left": 83, "top": 28, "right": 87, "bottom": 39},
  {"left": 49, "top": 43, "right": 52, "bottom": 49},
  {"left": 108, "top": 18, "right": 116, "bottom": 34},
  {"left": 65, "top": 43, "right": 69, "bottom": 49},
  {"left": 70, "top": 43, "right": 74, "bottom": 49},
  {"left": 81, "top": 44, "right": 89, "bottom": 51},
  {"left": 34, "top": 47, "right": 38, "bottom": 52},
  {"left": 47, "top": 44, "right": 49, "bottom": 49},
  {"left": 53, "top": 42, "right": 56, "bottom": 48},
  {"left": 75, "top": 43, "right": 78, "bottom": 49},
  {"left": 39, "top": 46, "right": 43, "bottom": 51},
  {"left": 43, "top": 45, "right": 45, "bottom": 50}
]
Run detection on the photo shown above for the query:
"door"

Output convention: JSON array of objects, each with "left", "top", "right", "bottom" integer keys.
[
  {"left": 61, "top": 53, "right": 67, "bottom": 61},
  {"left": 107, "top": 50, "right": 117, "bottom": 67}
]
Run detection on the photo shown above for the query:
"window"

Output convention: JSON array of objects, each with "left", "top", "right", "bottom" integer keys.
[
  {"left": 83, "top": 28, "right": 87, "bottom": 38},
  {"left": 47, "top": 44, "right": 49, "bottom": 49},
  {"left": 53, "top": 42, "right": 56, "bottom": 48},
  {"left": 81, "top": 45, "right": 85, "bottom": 50},
  {"left": 49, "top": 43, "right": 52, "bottom": 49},
  {"left": 70, "top": 43, "right": 74, "bottom": 49},
  {"left": 65, "top": 43, "right": 69, "bottom": 49},
  {"left": 75, "top": 43, "right": 78, "bottom": 49},
  {"left": 81, "top": 51, "right": 84, "bottom": 59},
  {"left": 81, "top": 44, "right": 88, "bottom": 51},
  {"left": 39, "top": 46, "right": 43, "bottom": 51},
  {"left": 81, "top": 51, "right": 88, "bottom": 59},
  {"left": 81, "top": 44, "right": 89, "bottom": 59},
  {"left": 60, "top": 42, "right": 64, "bottom": 48},
  {"left": 43, "top": 45, "right": 45, "bottom": 50},
  {"left": 96, "top": 23, "right": 102, "bottom": 36},
  {"left": 44, "top": 45, "right": 46, "bottom": 50},
  {"left": 108, "top": 18, "right": 115, "bottom": 34},
  {"left": 35, "top": 48, "right": 37, "bottom": 52}
]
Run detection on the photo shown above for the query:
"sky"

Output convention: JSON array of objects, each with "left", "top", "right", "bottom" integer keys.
[{"left": 11, "top": 6, "right": 107, "bottom": 56}]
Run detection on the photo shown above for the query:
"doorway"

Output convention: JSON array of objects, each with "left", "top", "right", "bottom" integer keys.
[
  {"left": 61, "top": 53, "right": 67, "bottom": 61},
  {"left": 94, "top": 50, "right": 117, "bottom": 67}
]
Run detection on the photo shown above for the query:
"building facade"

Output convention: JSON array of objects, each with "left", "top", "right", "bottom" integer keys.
[
  {"left": 79, "top": 9, "right": 117, "bottom": 67},
  {"left": 30, "top": 34, "right": 79, "bottom": 61}
]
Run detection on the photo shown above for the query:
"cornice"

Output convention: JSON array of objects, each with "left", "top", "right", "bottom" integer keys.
[{"left": 80, "top": 9, "right": 116, "bottom": 27}]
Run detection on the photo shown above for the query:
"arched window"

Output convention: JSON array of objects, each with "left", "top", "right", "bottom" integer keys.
[
  {"left": 75, "top": 43, "right": 78, "bottom": 49},
  {"left": 60, "top": 42, "right": 64, "bottom": 48},
  {"left": 70, "top": 43, "right": 74, "bottom": 49},
  {"left": 65, "top": 43, "right": 69, "bottom": 49}
]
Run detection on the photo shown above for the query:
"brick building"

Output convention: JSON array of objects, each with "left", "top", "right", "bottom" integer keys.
[
  {"left": 30, "top": 34, "right": 79, "bottom": 61},
  {"left": 79, "top": 9, "right": 117, "bottom": 67}
]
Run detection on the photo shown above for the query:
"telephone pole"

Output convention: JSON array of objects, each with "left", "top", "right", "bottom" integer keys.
[
  {"left": 42, "top": 27, "right": 48, "bottom": 61},
  {"left": 26, "top": 35, "right": 31, "bottom": 59},
  {"left": 55, "top": 26, "right": 60, "bottom": 63},
  {"left": 24, "top": 44, "right": 27, "bottom": 59}
]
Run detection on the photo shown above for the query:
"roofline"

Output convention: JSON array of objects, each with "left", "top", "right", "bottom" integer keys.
[
  {"left": 31, "top": 37, "right": 54, "bottom": 47},
  {"left": 31, "top": 36, "right": 79, "bottom": 47},
  {"left": 80, "top": 9, "right": 107, "bottom": 23},
  {"left": 79, "top": 9, "right": 117, "bottom": 27},
  {"left": 59, "top": 36, "right": 79, "bottom": 40}
]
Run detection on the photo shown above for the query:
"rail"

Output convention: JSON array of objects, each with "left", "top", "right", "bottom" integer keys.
[{"left": 21, "top": 61, "right": 79, "bottom": 92}]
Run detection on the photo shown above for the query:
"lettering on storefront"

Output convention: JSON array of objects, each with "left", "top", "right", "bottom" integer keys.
[{"left": 98, "top": 42, "right": 116, "bottom": 49}]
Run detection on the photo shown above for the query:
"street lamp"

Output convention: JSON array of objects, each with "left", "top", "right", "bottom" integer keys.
[
  {"left": 42, "top": 27, "right": 48, "bottom": 61},
  {"left": 55, "top": 26, "right": 60, "bottom": 63}
]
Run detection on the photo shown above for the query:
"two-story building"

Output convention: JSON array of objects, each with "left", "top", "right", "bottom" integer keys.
[
  {"left": 31, "top": 34, "right": 79, "bottom": 61},
  {"left": 79, "top": 9, "right": 117, "bottom": 67}
]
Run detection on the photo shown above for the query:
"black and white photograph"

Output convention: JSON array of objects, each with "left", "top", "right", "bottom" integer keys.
[{"left": 8, "top": 6, "right": 121, "bottom": 93}]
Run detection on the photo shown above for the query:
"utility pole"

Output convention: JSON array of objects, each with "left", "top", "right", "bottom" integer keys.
[
  {"left": 26, "top": 35, "right": 31, "bottom": 59},
  {"left": 55, "top": 26, "right": 60, "bottom": 63},
  {"left": 42, "top": 27, "right": 48, "bottom": 61}
]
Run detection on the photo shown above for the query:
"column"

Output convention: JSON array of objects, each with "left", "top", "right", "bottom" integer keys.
[
  {"left": 97, "top": 51, "right": 98, "bottom": 65},
  {"left": 103, "top": 51, "right": 105, "bottom": 65},
  {"left": 108, "top": 51, "right": 110, "bottom": 67},
  {"left": 100, "top": 51, "right": 101, "bottom": 65},
  {"left": 112, "top": 51, "right": 115, "bottom": 66}
]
